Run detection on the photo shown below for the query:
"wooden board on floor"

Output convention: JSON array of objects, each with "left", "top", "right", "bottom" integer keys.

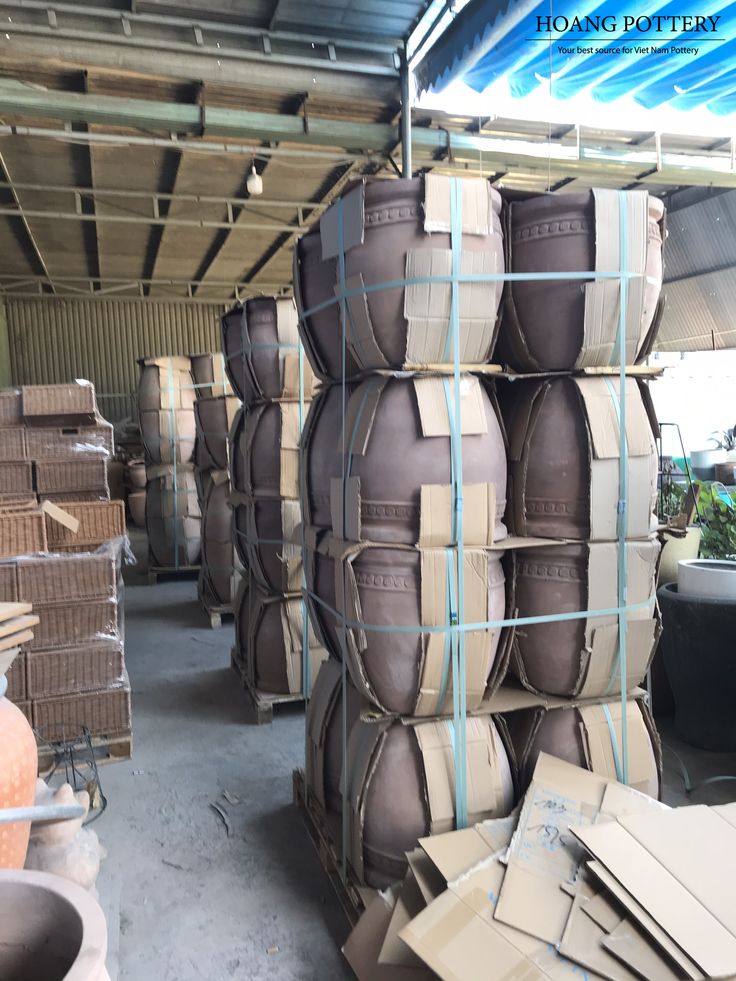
[
  {"left": 37, "top": 733, "right": 133, "bottom": 777},
  {"left": 147, "top": 560, "right": 201, "bottom": 585},
  {"left": 230, "top": 648, "right": 304, "bottom": 725},
  {"left": 292, "top": 767, "right": 371, "bottom": 928}
]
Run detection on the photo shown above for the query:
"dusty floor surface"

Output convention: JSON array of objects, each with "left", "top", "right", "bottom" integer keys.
[
  {"left": 97, "top": 545, "right": 351, "bottom": 981},
  {"left": 91, "top": 535, "right": 736, "bottom": 980}
]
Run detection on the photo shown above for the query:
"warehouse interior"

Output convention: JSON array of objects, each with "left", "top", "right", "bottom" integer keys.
[{"left": 1, "top": 1, "right": 736, "bottom": 979}]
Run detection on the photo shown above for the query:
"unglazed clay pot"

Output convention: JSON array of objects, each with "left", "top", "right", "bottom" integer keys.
[
  {"left": 303, "top": 376, "right": 507, "bottom": 543},
  {"left": 200, "top": 477, "right": 234, "bottom": 606},
  {"left": 194, "top": 395, "right": 239, "bottom": 471},
  {"left": 139, "top": 409, "right": 196, "bottom": 464},
  {"left": 232, "top": 400, "right": 301, "bottom": 500},
  {"left": 145, "top": 468, "right": 201, "bottom": 567},
  {"left": 295, "top": 177, "right": 504, "bottom": 380},
  {"left": 0, "top": 869, "right": 109, "bottom": 980},
  {"left": 304, "top": 531, "right": 339, "bottom": 657},
  {"left": 510, "top": 541, "right": 659, "bottom": 697},
  {"left": 513, "top": 701, "right": 660, "bottom": 799},
  {"left": 190, "top": 352, "right": 232, "bottom": 398},
  {"left": 331, "top": 546, "right": 505, "bottom": 715},
  {"left": 126, "top": 460, "right": 146, "bottom": 489},
  {"left": 501, "top": 376, "right": 657, "bottom": 539},
  {"left": 234, "top": 583, "right": 302, "bottom": 694},
  {"left": 236, "top": 499, "right": 301, "bottom": 594},
  {"left": 221, "top": 297, "right": 306, "bottom": 404},
  {"left": 501, "top": 191, "right": 664, "bottom": 370},
  {"left": 127, "top": 489, "right": 146, "bottom": 528},
  {"left": 0, "top": 675, "right": 37, "bottom": 869},
  {"left": 360, "top": 717, "right": 514, "bottom": 888},
  {"left": 137, "top": 358, "right": 195, "bottom": 412}
]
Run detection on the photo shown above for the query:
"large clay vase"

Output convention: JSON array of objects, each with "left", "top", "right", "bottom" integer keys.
[
  {"left": 232, "top": 401, "right": 301, "bottom": 501},
  {"left": 323, "top": 545, "right": 505, "bottom": 715},
  {"left": 511, "top": 701, "right": 660, "bottom": 800},
  {"left": 305, "top": 658, "right": 363, "bottom": 845},
  {"left": 221, "top": 297, "right": 308, "bottom": 404},
  {"left": 127, "top": 490, "right": 145, "bottom": 528},
  {"left": 126, "top": 460, "right": 146, "bottom": 489},
  {"left": 199, "top": 477, "right": 235, "bottom": 607},
  {"left": 295, "top": 177, "right": 504, "bottom": 380},
  {"left": 138, "top": 358, "right": 196, "bottom": 465},
  {"left": 0, "top": 673, "right": 38, "bottom": 869},
  {"left": 236, "top": 499, "right": 302, "bottom": 594},
  {"left": 190, "top": 352, "right": 232, "bottom": 399},
  {"left": 658, "top": 583, "right": 736, "bottom": 750},
  {"left": 234, "top": 583, "right": 312, "bottom": 695},
  {"left": 194, "top": 395, "right": 239, "bottom": 472},
  {"left": 145, "top": 468, "right": 201, "bottom": 567},
  {"left": 303, "top": 376, "right": 507, "bottom": 544},
  {"left": 0, "top": 869, "right": 109, "bottom": 980},
  {"left": 359, "top": 717, "right": 514, "bottom": 888},
  {"left": 510, "top": 541, "right": 659, "bottom": 697},
  {"left": 501, "top": 191, "right": 664, "bottom": 370},
  {"left": 501, "top": 376, "right": 657, "bottom": 539}
]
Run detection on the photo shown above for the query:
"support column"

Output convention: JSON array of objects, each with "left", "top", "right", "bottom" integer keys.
[{"left": 400, "top": 48, "right": 412, "bottom": 180}]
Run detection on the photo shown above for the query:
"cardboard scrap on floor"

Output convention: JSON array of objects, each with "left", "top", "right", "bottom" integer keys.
[{"left": 343, "top": 752, "right": 736, "bottom": 980}]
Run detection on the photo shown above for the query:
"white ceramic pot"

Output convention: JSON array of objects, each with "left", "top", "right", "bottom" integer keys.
[
  {"left": 678, "top": 558, "right": 736, "bottom": 600},
  {"left": 690, "top": 447, "right": 727, "bottom": 481}
]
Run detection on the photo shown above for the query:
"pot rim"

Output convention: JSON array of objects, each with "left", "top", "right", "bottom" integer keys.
[{"left": 0, "top": 868, "right": 107, "bottom": 981}]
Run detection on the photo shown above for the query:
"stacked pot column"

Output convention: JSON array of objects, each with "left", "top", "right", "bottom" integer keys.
[
  {"left": 190, "top": 353, "right": 241, "bottom": 616},
  {"left": 296, "top": 175, "right": 520, "bottom": 889},
  {"left": 497, "top": 189, "right": 666, "bottom": 795},
  {"left": 137, "top": 356, "right": 201, "bottom": 570},
  {"left": 222, "top": 296, "right": 325, "bottom": 700}
]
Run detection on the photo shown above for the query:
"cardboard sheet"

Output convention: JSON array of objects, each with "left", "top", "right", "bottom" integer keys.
[
  {"left": 573, "top": 806, "right": 736, "bottom": 978},
  {"left": 559, "top": 892, "right": 640, "bottom": 981},
  {"left": 342, "top": 888, "right": 435, "bottom": 981}
]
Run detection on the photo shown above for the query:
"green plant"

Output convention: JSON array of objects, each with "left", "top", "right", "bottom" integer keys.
[
  {"left": 697, "top": 482, "right": 736, "bottom": 559},
  {"left": 659, "top": 461, "right": 686, "bottom": 520},
  {"left": 709, "top": 426, "right": 736, "bottom": 451}
]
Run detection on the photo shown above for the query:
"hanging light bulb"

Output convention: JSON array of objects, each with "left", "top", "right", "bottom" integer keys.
[{"left": 246, "top": 164, "right": 263, "bottom": 196}]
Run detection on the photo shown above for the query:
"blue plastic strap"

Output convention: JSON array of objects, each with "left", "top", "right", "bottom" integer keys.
[
  {"left": 300, "top": 269, "right": 646, "bottom": 320},
  {"left": 435, "top": 548, "right": 456, "bottom": 714},
  {"left": 448, "top": 177, "right": 468, "bottom": 831},
  {"left": 616, "top": 191, "right": 630, "bottom": 786},
  {"left": 602, "top": 703, "right": 624, "bottom": 784}
]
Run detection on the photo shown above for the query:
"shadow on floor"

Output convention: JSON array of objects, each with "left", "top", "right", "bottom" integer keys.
[
  {"left": 128, "top": 598, "right": 207, "bottom": 631},
  {"left": 243, "top": 802, "right": 350, "bottom": 952},
  {"left": 141, "top": 668, "right": 248, "bottom": 725}
]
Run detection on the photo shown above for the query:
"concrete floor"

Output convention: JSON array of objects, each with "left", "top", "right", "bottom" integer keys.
[
  {"left": 98, "top": 548, "right": 352, "bottom": 981},
  {"left": 90, "top": 534, "right": 736, "bottom": 981}
]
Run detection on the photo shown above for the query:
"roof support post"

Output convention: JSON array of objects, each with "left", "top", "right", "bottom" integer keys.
[{"left": 400, "top": 46, "right": 412, "bottom": 179}]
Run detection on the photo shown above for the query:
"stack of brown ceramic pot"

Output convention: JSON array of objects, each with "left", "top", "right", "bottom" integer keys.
[
  {"left": 298, "top": 175, "right": 520, "bottom": 889},
  {"left": 496, "top": 188, "right": 666, "bottom": 796},
  {"left": 137, "top": 356, "right": 201, "bottom": 570},
  {"left": 190, "top": 353, "right": 241, "bottom": 617},
  {"left": 223, "top": 297, "right": 325, "bottom": 700}
]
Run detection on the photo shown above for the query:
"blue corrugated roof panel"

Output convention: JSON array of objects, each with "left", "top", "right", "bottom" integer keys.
[{"left": 416, "top": 0, "right": 736, "bottom": 115}]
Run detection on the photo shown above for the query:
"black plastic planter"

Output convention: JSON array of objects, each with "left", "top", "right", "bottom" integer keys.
[{"left": 658, "top": 582, "right": 736, "bottom": 751}]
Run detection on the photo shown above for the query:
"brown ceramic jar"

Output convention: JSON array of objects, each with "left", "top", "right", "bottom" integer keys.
[
  {"left": 145, "top": 468, "right": 201, "bottom": 567},
  {"left": 303, "top": 376, "right": 507, "bottom": 544},
  {"left": 194, "top": 395, "right": 240, "bottom": 472},
  {"left": 295, "top": 177, "right": 504, "bottom": 381},
  {"left": 234, "top": 584, "right": 304, "bottom": 695},
  {"left": 199, "top": 477, "right": 234, "bottom": 607},
  {"left": 221, "top": 298, "right": 298, "bottom": 404},
  {"left": 502, "top": 191, "right": 664, "bottom": 370}
]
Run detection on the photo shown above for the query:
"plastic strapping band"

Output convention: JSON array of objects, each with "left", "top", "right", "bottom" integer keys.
[
  {"left": 602, "top": 703, "right": 624, "bottom": 784},
  {"left": 166, "top": 359, "right": 180, "bottom": 570},
  {"left": 434, "top": 547, "right": 456, "bottom": 714},
  {"left": 298, "top": 341, "right": 310, "bottom": 701},
  {"left": 616, "top": 190, "right": 630, "bottom": 786},
  {"left": 602, "top": 375, "right": 629, "bottom": 700},
  {"left": 448, "top": 177, "right": 467, "bottom": 830},
  {"left": 336, "top": 197, "right": 350, "bottom": 879}
]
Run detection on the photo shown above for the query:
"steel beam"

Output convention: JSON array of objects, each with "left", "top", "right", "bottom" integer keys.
[
  {"left": 0, "top": 273, "right": 288, "bottom": 300},
  {"left": 0, "top": 0, "right": 400, "bottom": 99},
  {"left": 0, "top": 181, "right": 328, "bottom": 214},
  {"left": 0, "top": 148, "right": 56, "bottom": 293},
  {"left": 0, "top": 204, "right": 307, "bottom": 233}
]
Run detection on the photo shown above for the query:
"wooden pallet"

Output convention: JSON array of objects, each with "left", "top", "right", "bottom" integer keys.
[
  {"left": 37, "top": 733, "right": 133, "bottom": 777},
  {"left": 292, "top": 768, "right": 371, "bottom": 927},
  {"left": 230, "top": 648, "right": 304, "bottom": 724},
  {"left": 147, "top": 559, "right": 201, "bottom": 585},
  {"left": 200, "top": 599, "right": 233, "bottom": 630}
]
